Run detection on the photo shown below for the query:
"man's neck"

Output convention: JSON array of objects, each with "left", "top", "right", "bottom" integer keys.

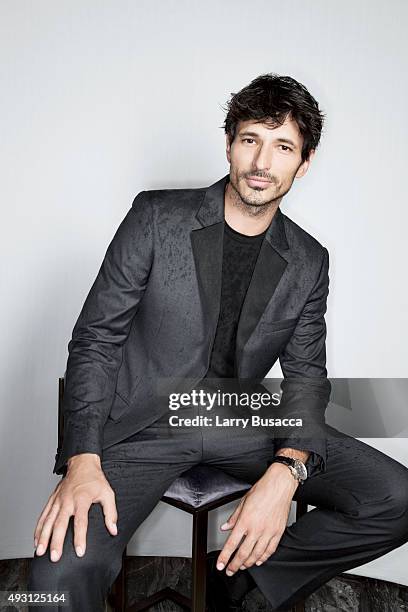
[{"left": 224, "top": 181, "right": 280, "bottom": 236}]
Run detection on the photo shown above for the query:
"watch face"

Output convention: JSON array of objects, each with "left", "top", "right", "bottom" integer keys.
[
  {"left": 273, "top": 457, "right": 307, "bottom": 481},
  {"left": 294, "top": 459, "right": 308, "bottom": 480}
]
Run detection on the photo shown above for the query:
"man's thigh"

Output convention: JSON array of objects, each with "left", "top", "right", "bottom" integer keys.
[
  {"left": 290, "top": 426, "right": 408, "bottom": 518},
  {"left": 101, "top": 451, "right": 197, "bottom": 558},
  {"left": 88, "top": 422, "right": 205, "bottom": 563},
  {"left": 202, "top": 424, "right": 408, "bottom": 518},
  {"left": 200, "top": 426, "right": 274, "bottom": 486}
]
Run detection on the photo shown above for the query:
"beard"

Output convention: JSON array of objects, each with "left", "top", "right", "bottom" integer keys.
[{"left": 228, "top": 169, "right": 289, "bottom": 215}]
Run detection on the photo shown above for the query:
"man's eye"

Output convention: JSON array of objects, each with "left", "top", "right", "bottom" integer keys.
[
  {"left": 242, "top": 138, "right": 255, "bottom": 144},
  {"left": 279, "top": 145, "right": 292, "bottom": 152}
]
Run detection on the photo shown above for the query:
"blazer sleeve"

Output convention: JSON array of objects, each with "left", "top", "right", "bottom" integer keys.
[
  {"left": 274, "top": 246, "right": 331, "bottom": 477},
  {"left": 53, "top": 190, "right": 154, "bottom": 476}
]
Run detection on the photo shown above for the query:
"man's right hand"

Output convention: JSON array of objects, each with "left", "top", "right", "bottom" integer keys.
[{"left": 33, "top": 453, "right": 118, "bottom": 562}]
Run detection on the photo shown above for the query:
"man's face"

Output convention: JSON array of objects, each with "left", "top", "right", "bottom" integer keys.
[{"left": 226, "top": 115, "right": 314, "bottom": 208}]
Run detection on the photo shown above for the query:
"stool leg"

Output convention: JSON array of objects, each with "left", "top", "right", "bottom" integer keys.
[
  {"left": 191, "top": 510, "right": 208, "bottom": 612},
  {"left": 295, "top": 500, "right": 308, "bottom": 521},
  {"left": 113, "top": 549, "right": 127, "bottom": 612}
]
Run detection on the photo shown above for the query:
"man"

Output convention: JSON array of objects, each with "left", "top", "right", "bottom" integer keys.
[{"left": 28, "top": 74, "right": 408, "bottom": 611}]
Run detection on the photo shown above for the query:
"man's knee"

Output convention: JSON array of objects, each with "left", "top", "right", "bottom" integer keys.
[
  {"left": 28, "top": 545, "right": 119, "bottom": 593},
  {"left": 385, "top": 470, "right": 408, "bottom": 541},
  {"left": 367, "top": 464, "right": 408, "bottom": 543}
]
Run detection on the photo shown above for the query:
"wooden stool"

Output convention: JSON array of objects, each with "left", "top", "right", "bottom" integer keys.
[{"left": 108, "top": 467, "right": 308, "bottom": 612}]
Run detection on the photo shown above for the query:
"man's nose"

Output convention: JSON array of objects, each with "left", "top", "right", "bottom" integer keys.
[{"left": 252, "top": 144, "right": 274, "bottom": 174}]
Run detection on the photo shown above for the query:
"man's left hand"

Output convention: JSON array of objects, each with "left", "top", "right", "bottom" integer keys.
[{"left": 216, "top": 463, "right": 299, "bottom": 575}]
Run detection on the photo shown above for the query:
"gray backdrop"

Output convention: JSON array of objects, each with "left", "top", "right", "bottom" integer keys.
[{"left": 1, "top": 0, "right": 407, "bottom": 586}]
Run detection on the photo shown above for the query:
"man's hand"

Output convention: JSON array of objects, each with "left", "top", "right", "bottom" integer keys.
[
  {"left": 33, "top": 453, "right": 118, "bottom": 562},
  {"left": 216, "top": 463, "right": 299, "bottom": 576}
]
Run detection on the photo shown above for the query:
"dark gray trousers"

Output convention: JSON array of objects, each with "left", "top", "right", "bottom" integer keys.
[{"left": 28, "top": 406, "right": 408, "bottom": 612}]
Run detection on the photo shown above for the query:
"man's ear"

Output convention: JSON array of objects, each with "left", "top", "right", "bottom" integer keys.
[
  {"left": 295, "top": 149, "right": 315, "bottom": 179},
  {"left": 226, "top": 134, "right": 232, "bottom": 163}
]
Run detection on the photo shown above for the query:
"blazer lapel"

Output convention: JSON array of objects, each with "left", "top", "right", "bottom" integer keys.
[
  {"left": 235, "top": 207, "right": 290, "bottom": 375},
  {"left": 190, "top": 175, "right": 227, "bottom": 340}
]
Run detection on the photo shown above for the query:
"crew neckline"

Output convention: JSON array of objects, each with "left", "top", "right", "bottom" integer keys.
[{"left": 224, "top": 220, "right": 268, "bottom": 243}]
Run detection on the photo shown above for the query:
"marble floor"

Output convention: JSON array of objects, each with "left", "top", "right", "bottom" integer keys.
[{"left": 1, "top": 556, "right": 408, "bottom": 611}]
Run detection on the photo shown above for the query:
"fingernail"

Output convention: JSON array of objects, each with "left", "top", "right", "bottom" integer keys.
[
  {"left": 76, "top": 546, "right": 83, "bottom": 557},
  {"left": 240, "top": 565, "right": 246, "bottom": 570},
  {"left": 111, "top": 523, "right": 117, "bottom": 534},
  {"left": 50, "top": 549, "right": 59, "bottom": 562},
  {"left": 216, "top": 562, "right": 224, "bottom": 570},
  {"left": 226, "top": 569, "right": 234, "bottom": 576},
  {"left": 256, "top": 560, "right": 262, "bottom": 566},
  {"left": 220, "top": 522, "right": 229, "bottom": 530},
  {"left": 34, "top": 539, "right": 38, "bottom": 548},
  {"left": 36, "top": 544, "right": 44, "bottom": 555}
]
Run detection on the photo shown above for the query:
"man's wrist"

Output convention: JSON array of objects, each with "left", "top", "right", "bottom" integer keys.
[
  {"left": 275, "top": 447, "right": 310, "bottom": 464},
  {"left": 269, "top": 448, "right": 310, "bottom": 487},
  {"left": 265, "top": 461, "right": 300, "bottom": 490},
  {"left": 67, "top": 453, "right": 101, "bottom": 470}
]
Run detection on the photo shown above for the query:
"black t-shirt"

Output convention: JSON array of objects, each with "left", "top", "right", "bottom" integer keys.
[{"left": 202, "top": 221, "right": 267, "bottom": 381}]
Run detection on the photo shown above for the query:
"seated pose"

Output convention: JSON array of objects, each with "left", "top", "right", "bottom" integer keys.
[{"left": 28, "top": 73, "right": 408, "bottom": 611}]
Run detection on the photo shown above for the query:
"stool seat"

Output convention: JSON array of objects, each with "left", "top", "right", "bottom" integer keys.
[{"left": 163, "top": 464, "right": 251, "bottom": 508}]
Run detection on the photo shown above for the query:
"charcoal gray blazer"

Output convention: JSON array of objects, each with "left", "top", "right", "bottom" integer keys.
[{"left": 53, "top": 173, "right": 331, "bottom": 476}]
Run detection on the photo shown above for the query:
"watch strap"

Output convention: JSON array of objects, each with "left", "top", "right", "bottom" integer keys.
[{"left": 268, "top": 456, "right": 306, "bottom": 483}]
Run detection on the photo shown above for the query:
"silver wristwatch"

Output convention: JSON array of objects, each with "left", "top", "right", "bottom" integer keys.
[{"left": 268, "top": 456, "right": 308, "bottom": 484}]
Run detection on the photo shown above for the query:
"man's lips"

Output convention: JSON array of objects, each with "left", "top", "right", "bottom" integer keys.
[{"left": 246, "top": 176, "right": 272, "bottom": 187}]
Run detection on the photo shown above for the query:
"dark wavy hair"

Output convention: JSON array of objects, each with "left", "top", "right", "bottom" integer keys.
[{"left": 221, "top": 73, "right": 325, "bottom": 162}]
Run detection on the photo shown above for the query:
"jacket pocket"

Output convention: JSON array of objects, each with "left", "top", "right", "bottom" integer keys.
[{"left": 108, "top": 390, "right": 131, "bottom": 422}]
